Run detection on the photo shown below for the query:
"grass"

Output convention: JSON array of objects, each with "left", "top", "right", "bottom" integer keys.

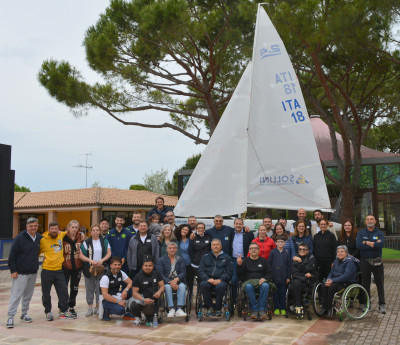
[{"left": 382, "top": 248, "right": 400, "bottom": 260}]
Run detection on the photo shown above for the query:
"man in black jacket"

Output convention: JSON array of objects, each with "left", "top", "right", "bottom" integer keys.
[{"left": 6, "top": 217, "right": 43, "bottom": 328}]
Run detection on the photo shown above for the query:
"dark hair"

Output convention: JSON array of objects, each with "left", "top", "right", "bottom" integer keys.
[
  {"left": 142, "top": 255, "right": 154, "bottom": 264},
  {"left": 274, "top": 235, "right": 286, "bottom": 242},
  {"left": 196, "top": 222, "right": 206, "bottom": 229},
  {"left": 155, "top": 196, "right": 165, "bottom": 203},
  {"left": 272, "top": 222, "right": 288, "bottom": 241},
  {"left": 110, "top": 256, "right": 122, "bottom": 264},
  {"left": 116, "top": 214, "right": 125, "bottom": 220},
  {"left": 313, "top": 209, "right": 323, "bottom": 216},
  {"left": 175, "top": 223, "right": 192, "bottom": 241},
  {"left": 339, "top": 219, "right": 357, "bottom": 243},
  {"left": 294, "top": 220, "right": 309, "bottom": 237},
  {"left": 298, "top": 242, "right": 309, "bottom": 250},
  {"left": 138, "top": 220, "right": 148, "bottom": 227},
  {"left": 132, "top": 210, "right": 141, "bottom": 216},
  {"left": 49, "top": 222, "right": 59, "bottom": 228},
  {"left": 151, "top": 213, "right": 161, "bottom": 220},
  {"left": 100, "top": 218, "right": 109, "bottom": 223},
  {"left": 263, "top": 215, "right": 272, "bottom": 221}
]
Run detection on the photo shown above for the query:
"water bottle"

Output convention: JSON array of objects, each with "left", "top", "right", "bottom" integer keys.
[{"left": 152, "top": 313, "right": 158, "bottom": 327}]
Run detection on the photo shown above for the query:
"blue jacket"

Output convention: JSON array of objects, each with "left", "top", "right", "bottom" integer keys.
[
  {"left": 156, "top": 254, "right": 186, "bottom": 284},
  {"left": 146, "top": 206, "right": 172, "bottom": 223},
  {"left": 106, "top": 228, "right": 132, "bottom": 261},
  {"left": 268, "top": 248, "right": 291, "bottom": 284},
  {"left": 206, "top": 225, "right": 235, "bottom": 256},
  {"left": 288, "top": 235, "right": 314, "bottom": 259},
  {"left": 328, "top": 256, "right": 357, "bottom": 284},
  {"left": 8, "top": 230, "right": 43, "bottom": 274},
  {"left": 356, "top": 227, "right": 384, "bottom": 258},
  {"left": 198, "top": 251, "right": 233, "bottom": 283}
]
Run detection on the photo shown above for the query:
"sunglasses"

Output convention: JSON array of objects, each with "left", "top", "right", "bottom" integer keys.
[{"left": 298, "top": 248, "right": 308, "bottom": 251}]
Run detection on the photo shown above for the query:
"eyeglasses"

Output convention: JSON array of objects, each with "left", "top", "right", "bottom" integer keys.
[
  {"left": 249, "top": 247, "right": 259, "bottom": 250},
  {"left": 298, "top": 248, "right": 308, "bottom": 251},
  {"left": 215, "top": 220, "right": 223, "bottom": 223}
]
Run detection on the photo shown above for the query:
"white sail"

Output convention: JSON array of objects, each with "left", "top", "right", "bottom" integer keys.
[
  {"left": 174, "top": 6, "right": 332, "bottom": 217},
  {"left": 174, "top": 64, "right": 252, "bottom": 217},
  {"left": 246, "top": 6, "right": 331, "bottom": 211}
]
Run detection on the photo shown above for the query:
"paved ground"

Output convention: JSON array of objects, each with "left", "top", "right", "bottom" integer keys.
[{"left": 0, "top": 263, "right": 398, "bottom": 345}]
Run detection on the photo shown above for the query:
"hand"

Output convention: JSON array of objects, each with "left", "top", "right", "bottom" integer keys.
[
  {"left": 244, "top": 226, "right": 250, "bottom": 233},
  {"left": 96, "top": 260, "right": 103, "bottom": 266},
  {"left": 293, "top": 256, "right": 301, "bottom": 263},
  {"left": 190, "top": 232, "right": 196, "bottom": 240},
  {"left": 212, "top": 279, "right": 222, "bottom": 285},
  {"left": 90, "top": 260, "right": 98, "bottom": 265},
  {"left": 170, "top": 283, "right": 179, "bottom": 291},
  {"left": 328, "top": 221, "right": 334, "bottom": 227},
  {"left": 153, "top": 291, "right": 161, "bottom": 299},
  {"left": 122, "top": 258, "right": 125, "bottom": 264},
  {"left": 208, "top": 278, "right": 214, "bottom": 284},
  {"left": 11, "top": 272, "right": 18, "bottom": 279},
  {"left": 121, "top": 290, "right": 128, "bottom": 300},
  {"left": 144, "top": 298, "right": 154, "bottom": 305},
  {"left": 236, "top": 254, "right": 243, "bottom": 266},
  {"left": 117, "top": 299, "right": 126, "bottom": 307},
  {"left": 286, "top": 278, "right": 290, "bottom": 285},
  {"left": 325, "top": 279, "right": 332, "bottom": 287},
  {"left": 305, "top": 273, "right": 312, "bottom": 278},
  {"left": 259, "top": 278, "right": 266, "bottom": 285}
]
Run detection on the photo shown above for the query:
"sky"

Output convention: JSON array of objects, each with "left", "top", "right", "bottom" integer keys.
[{"left": 0, "top": 1, "right": 202, "bottom": 192}]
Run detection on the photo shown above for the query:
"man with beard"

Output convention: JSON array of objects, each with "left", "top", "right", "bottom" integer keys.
[
  {"left": 126, "top": 211, "right": 142, "bottom": 236},
  {"left": 164, "top": 211, "right": 177, "bottom": 231},
  {"left": 40, "top": 222, "right": 75, "bottom": 320},
  {"left": 290, "top": 208, "right": 312, "bottom": 235},
  {"left": 187, "top": 216, "right": 197, "bottom": 231},
  {"left": 310, "top": 210, "right": 337, "bottom": 239}
]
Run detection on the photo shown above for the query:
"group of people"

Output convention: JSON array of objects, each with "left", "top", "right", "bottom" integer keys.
[{"left": 6, "top": 197, "right": 386, "bottom": 328}]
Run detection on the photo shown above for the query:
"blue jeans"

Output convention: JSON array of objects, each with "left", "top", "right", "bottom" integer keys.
[
  {"left": 245, "top": 282, "right": 269, "bottom": 312},
  {"left": 103, "top": 300, "right": 125, "bottom": 315},
  {"left": 273, "top": 283, "right": 287, "bottom": 310},
  {"left": 164, "top": 283, "right": 186, "bottom": 308}
]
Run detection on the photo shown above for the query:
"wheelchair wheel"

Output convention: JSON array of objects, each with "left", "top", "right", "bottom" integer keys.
[
  {"left": 342, "top": 284, "right": 369, "bottom": 320},
  {"left": 195, "top": 291, "right": 201, "bottom": 316},
  {"left": 185, "top": 289, "right": 191, "bottom": 322},
  {"left": 307, "top": 310, "right": 312, "bottom": 321},
  {"left": 312, "top": 282, "right": 324, "bottom": 317}
]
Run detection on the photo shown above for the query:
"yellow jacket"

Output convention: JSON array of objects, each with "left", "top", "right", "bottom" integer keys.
[{"left": 40, "top": 231, "right": 67, "bottom": 271}]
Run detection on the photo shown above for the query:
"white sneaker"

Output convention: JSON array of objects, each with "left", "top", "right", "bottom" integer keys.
[
  {"left": 133, "top": 318, "right": 141, "bottom": 326},
  {"left": 175, "top": 308, "right": 187, "bottom": 317},
  {"left": 167, "top": 308, "right": 175, "bottom": 318}
]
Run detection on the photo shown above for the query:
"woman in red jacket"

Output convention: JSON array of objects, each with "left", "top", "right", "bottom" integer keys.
[{"left": 251, "top": 225, "right": 276, "bottom": 260}]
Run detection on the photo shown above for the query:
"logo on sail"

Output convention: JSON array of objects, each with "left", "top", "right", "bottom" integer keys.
[
  {"left": 260, "top": 44, "right": 281, "bottom": 59},
  {"left": 259, "top": 175, "right": 309, "bottom": 186}
]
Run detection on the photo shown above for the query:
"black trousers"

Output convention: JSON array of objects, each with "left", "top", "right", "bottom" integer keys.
[
  {"left": 290, "top": 279, "right": 308, "bottom": 307},
  {"left": 316, "top": 257, "right": 333, "bottom": 281},
  {"left": 360, "top": 257, "right": 385, "bottom": 305},
  {"left": 41, "top": 269, "right": 69, "bottom": 313},
  {"left": 321, "top": 282, "right": 346, "bottom": 309},
  {"left": 130, "top": 300, "right": 158, "bottom": 322},
  {"left": 63, "top": 268, "right": 82, "bottom": 308},
  {"left": 186, "top": 266, "right": 197, "bottom": 295}
]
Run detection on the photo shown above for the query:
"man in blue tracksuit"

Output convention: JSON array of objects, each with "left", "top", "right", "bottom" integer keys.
[
  {"left": 106, "top": 214, "right": 132, "bottom": 274},
  {"left": 206, "top": 215, "right": 235, "bottom": 256},
  {"left": 356, "top": 214, "right": 386, "bottom": 314}
]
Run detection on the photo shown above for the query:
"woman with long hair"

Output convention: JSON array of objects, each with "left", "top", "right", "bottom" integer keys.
[
  {"left": 271, "top": 222, "right": 290, "bottom": 248},
  {"left": 288, "top": 220, "right": 314, "bottom": 260},
  {"left": 79, "top": 224, "right": 111, "bottom": 316},
  {"left": 338, "top": 219, "right": 359, "bottom": 258},
  {"left": 159, "top": 224, "right": 179, "bottom": 257},
  {"left": 175, "top": 224, "right": 193, "bottom": 293}
]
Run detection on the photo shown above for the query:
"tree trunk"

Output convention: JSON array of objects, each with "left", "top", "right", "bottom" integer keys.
[{"left": 339, "top": 182, "right": 355, "bottom": 222}]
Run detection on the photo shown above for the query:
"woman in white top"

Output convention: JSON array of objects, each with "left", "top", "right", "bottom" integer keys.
[{"left": 79, "top": 224, "right": 111, "bottom": 317}]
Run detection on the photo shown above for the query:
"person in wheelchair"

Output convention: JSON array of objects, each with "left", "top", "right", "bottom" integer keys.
[
  {"left": 321, "top": 245, "right": 357, "bottom": 318},
  {"left": 129, "top": 256, "right": 164, "bottom": 326},
  {"left": 198, "top": 238, "right": 233, "bottom": 317},
  {"left": 237, "top": 243, "right": 273, "bottom": 319},
  {"left": 290, "top": 242, "right": 317, "bottom": 318},
  {"left": 156, "top": 242, "right": 187, "bottom": 318}
]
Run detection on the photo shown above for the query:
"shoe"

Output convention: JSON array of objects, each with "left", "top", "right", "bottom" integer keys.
[
  {"left": 20, "top": 314, "right": 33, "bottom": 323},
  {"left": 295, "top": 306, "right": 304, "bottom": 319},
  {"left": 175, "top": 308, "right": 187, "bottom": 317},
  {"left": 274, "top": 309, "right": 280, "bottom": 316},
  {"left": 85, "top": 308, "right": 93, "bottom": 317},
  {"left": 379, "top": 304, "right": 386, "bottom": 314},
  {"left": 59, "top": 311, "right": 75, "bottom": 319},
  {"left": 205, "top": 308, "right": 213, "bottom": 317},
  {"left": 103, "top": 309, "right": 111, "bottom": 321},
  {"left": 326, "top": 309, "right": 333, "bottom": 318},
  {"left": 259, "top": 311, "right": 267, "bottom": 319},
  {"left": 215, "top": 310, "right": 223, "bottom": 317},
  {"left": 146, "top": 322, "right": 153, "bottom": 327},
  {"left": 6, "top": 317, "right": 14, "bottom": 328},
  {"left": 250, "top": 311, "right": 258, "bottom": 319},
  {"left": 94, "top": 308, "right": 99, "bottom": 315},
  {"left": 280, "top": 309, "right": 286, "bottom": 316},
  {"left": 69, "top": 308, "right": 77, "bottom": 318},
  {"left": 46, "top": 312, "right": 54, "bottom": 321},
  {"left": 167, "top": 308, "right": 175, "bottom": 318},
  {"left": 123, "top": 312, "right": 136, "bottom": 320},
  {"left": 133, "top": 318, "right": 141, "bottom": 326}
]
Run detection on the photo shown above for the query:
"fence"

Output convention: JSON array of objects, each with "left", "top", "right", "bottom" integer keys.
[{"left": 384, "top": 236, "right": 400, "bottom": 251}]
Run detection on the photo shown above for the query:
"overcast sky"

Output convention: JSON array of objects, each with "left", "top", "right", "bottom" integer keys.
[{"left": 0, "top": 1, "right": 202, "bottom": 192}]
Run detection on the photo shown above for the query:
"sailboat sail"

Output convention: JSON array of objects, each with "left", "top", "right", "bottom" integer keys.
[{"left": 174, "top": 6, "right": 331, "bottom": 217}]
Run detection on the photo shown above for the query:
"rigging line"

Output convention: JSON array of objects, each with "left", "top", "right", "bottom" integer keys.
[{"left": 247, "top": 129, "right": 331, "bottom": 209}]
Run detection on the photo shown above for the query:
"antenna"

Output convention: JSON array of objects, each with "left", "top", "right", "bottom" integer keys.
[{"left": 73, "top": 153, "right": 93, "bottom": 188}]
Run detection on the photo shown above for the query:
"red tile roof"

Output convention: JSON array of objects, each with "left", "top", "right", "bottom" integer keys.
[{"left": 14, "top": 188, "right": 177, "bottom": 209}]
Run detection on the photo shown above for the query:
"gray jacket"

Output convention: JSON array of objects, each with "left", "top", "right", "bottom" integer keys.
[{"left": 127, "top": 232, "right": 160, "bottom": 270}]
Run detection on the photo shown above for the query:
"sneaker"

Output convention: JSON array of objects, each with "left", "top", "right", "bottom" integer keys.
[
  {"left": 326, "top": 309, "right": 333, "bottom": 318},
  {"left": 175, "top": 308, "right": 187, "bottom": 317},
  {"left": 280, "top": 309, "right": 286, "bottom": 316},
  {"left": 93, "top": 308, "right": 99, "bottom": 315},
  {"left": 85, "top": 308, "right": 93, "bottom": 317},
  {"left": 46, "top": 312, "right": 54, "bottom": 321},
  {"left": 167, "top": 308, "right": 175, "bottom": 318},
  {"left": 146, "top": 322, "right": 153, "bottom": 327},
  {"left": 215, "top": 310, "right": 223, "bottom": 317},
  {"left": 20, "top": 314, "right": 33, "bottom": 323},
  {"left": 133, "top": 318, "right": 141, "bottom": 326},
  {"left": 295, "top": 307, "right": 304, "bottom": 319},
  {"left": 59, "top": 311, "right": 75, "bottom": 319},
  {"left": 250, "top": 311, "right": 258, "bottom": 319},
  {"left": 274, "top": 309, "right": 280, "bottom": 316},
  {"left": 259, "top": 311, "right": 267, "bottom": 319},
  {"left": 69, "top": 308, "right": 77, "bottom": 318},
  {"left": 6, "top": 317, "right": 14, "bottom": 328},
  {"left": 103, "top": 309, "right": 111, "bottom": 321},
  {"left": 379, "top": 304, "right": 386, "bottom": 314},
  {"left": 123, "top": 312, "right": 136, "bottom": 320},
  {"left": 206, "top": 308, "right": 214, "bottom": 317}
]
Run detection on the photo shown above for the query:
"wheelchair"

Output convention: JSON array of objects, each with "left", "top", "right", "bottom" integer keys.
[
  {"left": 312, "top": 281, "right": 369, "bottom": 321},
  {"left": 285, "top": 279, "right": 314, "bottom": 320},
  {"left": 236, "top": 281, "right": 274, "bottom": 321},
  {"left": 158, "top": 285, "right": 192, "bottom": 323},
  {"left": 195, "top": 282, "right": 233, "bottom": 322}
]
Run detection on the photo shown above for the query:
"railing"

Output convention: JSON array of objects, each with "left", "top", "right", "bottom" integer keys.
[{"left": 384, "top": 236, "right": 400, "bottom": 251}]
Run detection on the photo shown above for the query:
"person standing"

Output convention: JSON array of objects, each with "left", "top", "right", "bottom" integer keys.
[
  {"left": 252, "top": 225, "right": 276, "bottom": 261},
  {"left": 62, "top": 220, "right": 84, "bottom": 317},
  {"left": 99, "top": 218, "right": 110, "bottom": 239},
  {"left": 356, "top": 214, "right": 386, "bottom": 314},
  {"left": 146, "top": 196, "right": 172, "bottom": 223},
  {"left": 40, "top": 222, "right": 75, "bottom": 320},
  {"left": 126, "top": 211, "right": 142, "bottom": 236},
  {"left": 6, "top": 217, "right": 43, "bottom": 328},
  {"left": 338, "top": 219, "right": 359, "bottom": 258},
  {"left": 290, "top": 208, "right": 312, "bottom": 234}
]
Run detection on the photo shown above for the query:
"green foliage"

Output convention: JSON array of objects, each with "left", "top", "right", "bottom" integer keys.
[
  {"left": 129, "top": 184, "right": 148, "bottom": 190},
  {"left": 15, "top": 183, "right": 30, "bottom": 192},
  {"left": 382, "top": 248, "right": 400, "bottom": 260},
  {"left": 364, "top": 118, "right": 400, "bottom": 153},
  {"left": 170, "top": 153, "right": 202, "bottom": 195},
  {"left": 143, "top": 168, "right": 171, "bottom": 194}
]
